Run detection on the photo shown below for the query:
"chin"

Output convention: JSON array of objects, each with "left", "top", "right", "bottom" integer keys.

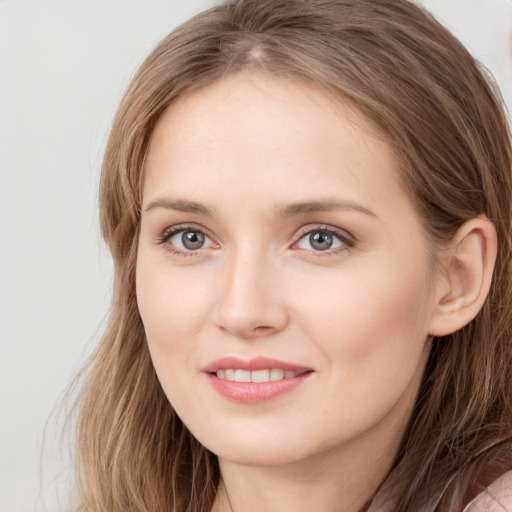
[
  {"left": 188, "top": 425, "right": 306, "bottom": 467},
  {"left": 215, "top": 445, "right": 305, "bottom": 468}
]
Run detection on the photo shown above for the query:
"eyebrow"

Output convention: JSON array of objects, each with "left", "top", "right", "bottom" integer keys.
[
  {"left": 279, "top": 200, "right": 377, "bottom": 218},
  {"left": 143, "top": 197, "right": 377, "bottom": 219},
  {"left": 144, "top": 199, "right": 213, "bottom": 216}
]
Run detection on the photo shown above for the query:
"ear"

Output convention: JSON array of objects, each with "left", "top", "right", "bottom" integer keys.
[{"left": 428, "top": 217, "right": 497, "bottom": 337}]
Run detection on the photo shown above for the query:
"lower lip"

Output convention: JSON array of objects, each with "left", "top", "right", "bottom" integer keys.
[{"left": 206, "top": 373, "right": 311, "bottom": 403}]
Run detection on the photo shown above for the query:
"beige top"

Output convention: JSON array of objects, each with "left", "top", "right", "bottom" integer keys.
[
  {"left": 368, "top": 471, "right": 512, "bottom": 512},
  {"left": 463, "top": 470, "right": 512, "bottom": 512}
]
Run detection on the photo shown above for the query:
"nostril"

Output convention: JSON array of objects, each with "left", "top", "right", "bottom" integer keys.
[
  {"left": 218, "top": 323, "right": 276, "bottom": 339},
  {"left": 244, "top": 325, "right": 277, "bottom": 338},
  {"left": 253, "top": 325, "right": 274, "bottom": 334}
]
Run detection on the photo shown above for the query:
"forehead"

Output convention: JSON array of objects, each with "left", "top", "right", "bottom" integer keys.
[
  {"left": 142, "top": 72, "right": 412, "bottom": 221},
  {"left": 149, "top": 72, "right": 387, "bottom": 155}
]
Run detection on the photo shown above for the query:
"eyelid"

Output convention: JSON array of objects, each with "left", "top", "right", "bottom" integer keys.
[
  {"left": 158, "top": 223, "right": 203, "bottom": 242},
  {"left": 292, "top": 224, "right": 356, "bottom": 252},
  {"left": 156, "top": 223, "right": 219, "bottom": 253}
]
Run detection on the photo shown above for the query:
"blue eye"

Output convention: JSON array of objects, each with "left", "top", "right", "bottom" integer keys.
[
  {"left": 174, "top": 230, "right": 207, "bottom": 250},
  {"left": 160, "top": 227, "right": 214, "bottom": 252},
  {"left": 295, "top": 228, "right": 352, "bottom": 252}
]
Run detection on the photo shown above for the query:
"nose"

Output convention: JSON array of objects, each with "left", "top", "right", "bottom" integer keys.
[{"left": 214, "top": 248, "right": 289, "bottom": 339}]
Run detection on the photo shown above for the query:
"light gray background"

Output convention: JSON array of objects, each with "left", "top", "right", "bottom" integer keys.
[{"left": 1, "top": 1, "right": 511, "bottom": 511}]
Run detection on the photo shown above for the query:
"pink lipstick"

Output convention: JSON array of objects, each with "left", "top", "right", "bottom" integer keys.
[{"left": 203, "top": 357, "right": 313, "bottom": 403}]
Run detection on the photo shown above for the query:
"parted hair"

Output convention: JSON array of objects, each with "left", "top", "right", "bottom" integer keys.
[{"left": 75, "top": 0, "right": 512, "bottom": 510}]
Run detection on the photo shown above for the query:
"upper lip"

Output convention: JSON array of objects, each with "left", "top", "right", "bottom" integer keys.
[{"left": 203, "top": 356, "right": 313, "bottom": 374}]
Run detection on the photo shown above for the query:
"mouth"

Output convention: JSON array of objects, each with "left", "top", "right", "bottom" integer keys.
[
  {"left": 215, "top": 368, "right": 305, "bottom": 382},
  {"left": 203, "top": 357, "right": 313, "bottom": 403}
]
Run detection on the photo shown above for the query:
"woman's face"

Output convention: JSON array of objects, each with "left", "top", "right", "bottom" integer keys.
[{"left": 136, "top": 73, "right": 440, "bottom": 468}]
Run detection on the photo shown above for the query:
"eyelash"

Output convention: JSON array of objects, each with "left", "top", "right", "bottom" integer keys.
[
  {"left": 156, "top": 224, "right": 355, "bottom": 257},
  {"left": 293, "top": 225, "right": 355, "bottom": 256},
  {"left": 157, "top": 224, "right": 215, "bottom": 257}
]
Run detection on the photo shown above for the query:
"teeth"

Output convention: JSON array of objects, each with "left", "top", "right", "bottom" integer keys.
[
  {"left": 251, "top": 369, "right": 270, "bottom": 383},
  {"left": 215, "top": 368, "right": 299, "bottom": 382},
  {"left": 270, "top": 368, "right": 284, "bottom": 381},
  {"left": 235, "top": 369, "right": 251, "bottom": 382}
]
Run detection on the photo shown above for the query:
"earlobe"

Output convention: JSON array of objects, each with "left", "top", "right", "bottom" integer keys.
[{"left": 428, "top": 217, "right": 497, "bottom": 337}]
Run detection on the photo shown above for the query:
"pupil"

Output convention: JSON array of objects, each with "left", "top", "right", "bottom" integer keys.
[
  {"left": 182, "top": 231, "right": 205, "bottom": 250},
  {"left": 310, "top": 231, "right": 333, "bottom": 251}
]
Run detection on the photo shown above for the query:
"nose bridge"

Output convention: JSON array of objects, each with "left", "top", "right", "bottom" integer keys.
[{"left": 215, "top": 242, "right": 287, "bottom": 338}]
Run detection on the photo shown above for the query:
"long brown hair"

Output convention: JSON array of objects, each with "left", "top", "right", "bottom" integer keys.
[{"left": 74, "top": 1, "right": 512, "bottom": 510}]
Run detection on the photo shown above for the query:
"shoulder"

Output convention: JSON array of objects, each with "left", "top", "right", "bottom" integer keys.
[{"left": 463, "top": 470, "right": 512, "bottom": 512}]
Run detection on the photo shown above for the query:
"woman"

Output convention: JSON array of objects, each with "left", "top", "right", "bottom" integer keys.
[{"left": 74, "top": 0, "right": 512, "bottom": 510}]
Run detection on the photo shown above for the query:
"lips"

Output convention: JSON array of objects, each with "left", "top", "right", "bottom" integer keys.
[
  {"left": 203, "top": 356, "right": 312, "bottom": 373},
  {"left": 203, "top": 357, "right": 313, "bottom": 403}
]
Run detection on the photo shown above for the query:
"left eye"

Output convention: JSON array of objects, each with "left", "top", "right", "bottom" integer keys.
[
  {"left": 168, "top": 229, "right": 214, "bottom": 251},
  {"left": 295, "top": 229, "right": 349, "bottom": 252}
]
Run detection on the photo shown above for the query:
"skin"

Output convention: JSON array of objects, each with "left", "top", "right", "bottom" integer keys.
[{"left": 136, "top": 73, "right": 446, "bottom": 512}]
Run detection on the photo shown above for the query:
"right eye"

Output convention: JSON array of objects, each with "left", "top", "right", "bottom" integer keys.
[{"left": 158, "top": 226, "right": 216, "bottom": 254}]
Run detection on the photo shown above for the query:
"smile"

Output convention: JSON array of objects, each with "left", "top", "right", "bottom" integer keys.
[
  {"left": 204, "top": 357, "right": 313, "bottom": 403},
  {"left": 216, "top": 368, "right": 300, "bottom": 382}
]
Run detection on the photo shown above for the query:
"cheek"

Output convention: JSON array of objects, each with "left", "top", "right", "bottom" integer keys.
[
  {"left": 136, "top": 256, "right": 210, "bottom": 340},
  {"left": 293, "top": 258, "right": 433, "bottom": 367},
  {"left": 288, "top": 264, "right": 433, "bottom": 433},
  {"left": 135, "top": 258, "right": 216, "bottom": 415}
]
